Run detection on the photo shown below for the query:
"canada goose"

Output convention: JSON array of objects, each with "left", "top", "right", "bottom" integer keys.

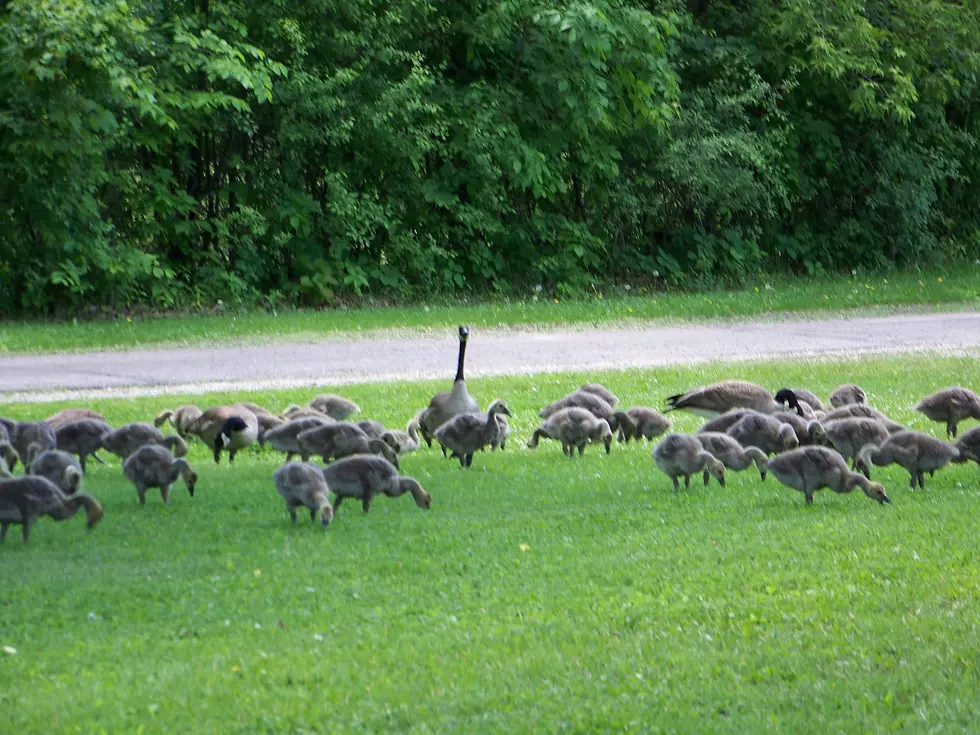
[
  {"left": 696, "top": 432, "right": 768, "bottom": 480},
  {"left": 0, "top": 476, "right": 103, "bottom": 542},
  {"left": 27, "top": 444, "right": 83, "bottom": 494},
  {"left": 2, "top": 419, "right": 56, "bottom": 471},
  {"left": 433, "top": 399, "right": 511, "bottom": 468},
  {"left": 0, "top": 443, "right": 15, "bottom": 479},
  {"left": 579, "top": 383, "right": 619, "bottom": 407},
  {"left": 184, "top": 405, "right": 259, "bottom": 463},
  {"left": 822, "top": 404, "right": 905, "bottom": 434},
  {"left": 255, "top": 413, "right": 286, "bottom": 446},
  {"left": 528, "top": 407, "right": 613, "bottom": 457},
  {"left": 954, "top": 426, "right": 980, "bottom": 473},
  {"left": 263, "top": 417, "right": 332, "bottom": 462},
  {"left": 726, "top": 414, "right": 800, "bottom": 455},
  {"left": 697, "top": 409, "right": 759, "bottom": 435},
  {"left": 653, "top": 434, "right": 726, "bottom": 490},
  {"left": 418, "top": 326, "right": 481, "bottom": 447},
  {"left": 54, "top": 418, "right": 113, "bottom": 473},
  {"left": 356, "top": 420, "right": 386, "bottom": 440},
  {"left": 153, "top": 405, "right": 204, "bottom": 437},
  {"left": 46, "top": 408, "right": 107, "bottom": 430},
  {"left": 122, "top": 444, "right": 198, "bottom": 505},
  {"left": 539, "top": 391, "right": 635, "bottom": 438},
  {"left": 100, "top": 423, "right": 188, "bottom": 460},
  {"left": 914, "top": 387, "right": 980, "bottom": 438},
  {"left": 281, "top": 406, "right": 335, "bottom": 422},
  {"left": 296, "top": 423, "right": 400, "bottom": 468},
  {"left": 382, "top": 418, "right": 422, "bottom": 456},
  {"left": 856, "top": 431, "right": 962, "bottom": 489},
  {"left": 829, "top": 384, "right": 867, "bottom": 408},
  {"left": 320, "top": 454, "right": 431, "bottom": 513},
  {"left": 787, "top": 389, "right": 825, "bottom": 413},
  {"left": 772, "top": 411, "right": 823, "bottom": 445},
  {"left": 618, "top": 407, "right": 671, "bottom": 443},
  {"left": 272, "top": 462, "right": 333, "bottom": 527},
  {"left": 665, "top": 381, "right": 805, "bottom": 418},
  {"left": 491, "top": 414, "right": 510, "bottom": 451},
  {"left": 808, "top": 418, "right": 890, "bottom": 473},
  {"left": 768, "top": 446, "right": 891, "bottom": 506},
  {"left": 308, "top": 394, "right": 361, "bottom": 420}
]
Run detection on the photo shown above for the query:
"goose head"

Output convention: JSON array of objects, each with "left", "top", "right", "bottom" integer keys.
[{"left": 774, "top": 389, "right": 804, "bottom": 416}]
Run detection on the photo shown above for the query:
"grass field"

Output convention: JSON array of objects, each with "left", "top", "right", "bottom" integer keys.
[
  {"left": 1, "top": 264, "right": 978, "bottom": 355},
  {"left": 2, "top": 354, "right": 979, "bottom": 733}
]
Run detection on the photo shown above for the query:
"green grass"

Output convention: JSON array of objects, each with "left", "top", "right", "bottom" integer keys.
[
  {"left": 2, "top": 354, "right": 980, "bottom": 733},
  {"left": 2, "top": 264, "right": 979, "bottom": 355}
]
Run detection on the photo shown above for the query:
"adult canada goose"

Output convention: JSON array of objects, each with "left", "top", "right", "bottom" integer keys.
[
  {"left": 954, "top": 426, "right": 980, "bottom": 473},
  {"left": 100, "top": 423, "right": 188, "bottom": 460},
  {"left": 856, "top": 431, "right": 962, "bottom": 489},
  {"left": 27, "top": 444, "right": 83, "bottom": 494},
  {"left": 528, "top": 407, "right": 613, "bottom": 457},
  {"left": 320, "top": 454, "right": 431, "bottom": 514},
  {"left": 122, "top": 444, "right": 198, "bottom": 505},
  {"left": 822, "top": 404, "right": 905, "bottom": 434},
  {"left": 54, "top": 418, "right": 113, "bottom": 473},
  {"left": 653, "top": 434, "right": 727, "bottom": 490},
  {"left": 46, "top": 408, "right": 107, "bottom": 430},
  {"left": 2, "top": 419, "right": 56, "bottom": 471},
  {"left": 768, "top": 446, "right": 891, "bottom": 506},
  {"left": 829, "top": 384, "right": 867, "bottom": 408},
  {"left": 433, "top": 399, "right": 511, "bottom": 468},
  {"left": 726, "top": 414, "right": 799, "bottom": 455},
  {"left": 381, "top": 418, "right": 422, "bottom": 456},
  {"left": 153, "top": 405, "right": 204, "bottom": 437},
  {"left": 808, "top": 418, "right": 890, "bottom": 473},
  {"left": 263, "top": 417, "right": 332, "bottom": 462},
  {"left": 539, "top": 391, "right": 635, "bottom": 438},
  {"left": 617, "top": 407, "right": 671, "bottom": 443},
  {"left": 184, "top": 405, "right": 259, "bottom": 463},
  {"left": 308, "top": 394, "right": 361, "bottom": 420},
  {"left": 579, "top": 383, "right": 619, "bottom": 407},
  {"left": 665, "top": 381, "right": 805, "bottom": 418},
  {"left": 696, "top": 432, "right": 769, "bottom": 481},
  {"left": 272, "top": 462, "right": 333, "bottom": 527},
  {"left": 914, "top": 387, "right": 980, "bottom": 438},
  {"left": 296, "top": 423, "right": 400, "bottom": 468},
  {"left": 418, "top": 326, "right": 481, "bottom": 447},
  {"left": 0, "top": 476, "right": 104, "bottom": 542}
]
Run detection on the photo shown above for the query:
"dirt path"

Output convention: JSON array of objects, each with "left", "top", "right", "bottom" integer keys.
[{"left": 2, "top": 310, "right": 978, "bottom": 403}]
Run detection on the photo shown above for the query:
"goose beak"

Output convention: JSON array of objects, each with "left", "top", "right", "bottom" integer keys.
[{"left": 881, "top": 495, "right": 892, "bottom": 504}]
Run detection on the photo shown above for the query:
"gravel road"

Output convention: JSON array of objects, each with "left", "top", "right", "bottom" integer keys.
[{"left": 2, "top": 311, "right": 978, "bottom": 403}]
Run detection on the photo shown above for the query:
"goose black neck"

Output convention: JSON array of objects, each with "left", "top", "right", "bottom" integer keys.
[{"left": 455, "top": 337, "right": 468, "bottom": 383}]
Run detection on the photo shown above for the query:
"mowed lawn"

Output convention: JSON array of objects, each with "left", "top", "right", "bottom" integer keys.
[{"left": 2, "top": 355, "right": 979, "bottom": 733}]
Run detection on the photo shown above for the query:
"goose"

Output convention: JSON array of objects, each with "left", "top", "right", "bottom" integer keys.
[
  {"left": 308, "top": 394, "right": 361, "bottom": 420},
  {"left": 54, "top": 418, "right": 113, "bottom": 473},
  {"left": 356, "top": 420, "right": 386, "bottom": 440},
  {"left": 184, "top": 405, "right": 259, "bottom": 463},
  {"left": 122, "top": 444, "right": 198, "bottom": 505},
  {"left": 528, "top": 407, "right": 613, "bottom": 457},
  {"left": 829, "top": 384, "right": 867, "bottom": 408},
  {"left": 914, "top": 387, "right": 980, "bottom": 438},
  {"left": 381, "top": 418, "right": 422, "bottom": 456},
  {"left": 418, "top": 326, "right": 481, "bottom": 447},
  {"left": 272, "top": 462, "right": 333, "bottom": 527},
  {"left": 579, "top": 383, "right": 619, "bottom": 407},
  {"left": 653, "top": 434, "right": 727, "bottom": 490},
  {"left": 617, "top": 407, "right": 671, "bottom": 443},
  {"left": 0, "top": 443, "right": 15, "bottom": 479},
  {"left": 665, "top": 381, "right": 805, "bottom": 418},
  {"left": 822, "top": 404, "right": 905, "bottom": 434},
  {"left": 281, "top": 406, "right": 335, "bottom": 422},
  {"left": 27, "top": 444, "right": 83, "bottom": 494},
  {"left": 539, "top": 391, "right": 635, "bottom": 438},
  {"left": 772, "top": 411, "right": 824, "bottom": 445},
  {"left": 696, "top": 432, "right": 768, "bottom": 480},
  {"left": 296, "top": 423, "right": 400, "bottom": 468},
  {"left": 954, "top": 427, "right": 980, "bottom": 473},
  {"left": 46, "top": 408, "right": 107, "bottom": 430},
  {"left": 153, "top": 405, "right": 204, "bottom": 437},
  {"left": 320, "top": 454, "right": 430, "bottom": 514},
  {"left": 0, "top": 475, "right": 103, "bottom": 543},
  {"left": 787, "top": 388, "right": 825, "bottom": 413},
  {"left": 433, "top": 399, "right": 511, "bottom": 468},
  {"left": 856, "top": 431, "right": 963, "bottom": 489},
  {"left": 100, "top": 423, "right": 188, "bottom": 460},
  {"left": 263, "top": 417, "right": 332, "bottom": 462},
  {"left": 490, "top": 414, "right": 510, "bottom": 451},
  {"left": 808, "top": 418, "right": 890, "bottom": 473},
  {"left": 238, "top": 402, "right": 285, "bottom": 445},
  {"left": 698, "top": 409, "right": 759, "bottom": 435},
  {"left": 2, "top": 419, "right": 56, "bottom": 470},
  {"left": 768, "top": 446, "right": 891, "bottom": 506},
  {"left": 726, "top": 414, "right": 799, "bottom": 455}
]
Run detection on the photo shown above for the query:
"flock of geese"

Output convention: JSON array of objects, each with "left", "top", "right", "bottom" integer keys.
[{"left": 2, "top": 325, "right": 980, "bottom": 542}]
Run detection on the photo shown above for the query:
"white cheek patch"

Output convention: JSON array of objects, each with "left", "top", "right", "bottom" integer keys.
[{"left": 221, "top": 433, "right": 232, "bottom": 448}]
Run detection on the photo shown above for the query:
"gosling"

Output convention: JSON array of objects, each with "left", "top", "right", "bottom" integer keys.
[
  {"left": 528, "top": 407, "right": 613, "bottom": 457},
  {"left": 27, "top": 444, "right": 84, "bottom": 494},
  {"left": 434, "top": 399, "right": 512, "bottom": 468},
  {"left": 296, "top": 423, "right": 400, "bottom": 468},
  {"left": 272, "top": 462, "right": 334, "bottom": 527},
  {"left": 100, "top": 422, "right": 188, "bottom": 460},
  {"left": 856, "top": 431, "right": 962, "bottom": 489},
  {"left": 618, "top": 407, "right": 671, "bottom": 443},
  {"left": 0, "top": 476, "right": 104, "bottom": 543},
  {"left": 652, "top": 434, "right": 727, "bottom": 490},
  {"left": 768, "top": 446, "right": 891, "bottom": 506},
  {"left": 726, "top": 414, "right": 799, "bottom": 455},
  {"left": 320, "top": 454, "right": 431, "bottom": 514},
  {"left": 696, "top": 432, "right": 768, "bottom": 481},
  {"left": 263, "top": 417, "right": 332, "bottom": 462},
  {"left": 915, "top": 387, "right": 980, "bottom": 438},
  {"left": 122, "top": 444, "right": 198, "bottom": 505},
  {"left": 54, "top": 418, "right": 114, "bottom": 473},
  {"left": 808, "top": 418, "right": 890, "bottom": 473}
]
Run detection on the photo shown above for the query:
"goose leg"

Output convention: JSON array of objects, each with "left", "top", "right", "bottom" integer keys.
[
  {"left": 161, "top": 484, "right": 171, "bottom": 505},
  {"left": 137, "top": 486, "right": 147, "bottom": 505},
  {"left": 671, "top": 476, "right": 679, "bottom": 491},
  {"left": 332, "top": 496, "right": 344, "bottom": 513},
  {"left": 684, "top": 474, "right": 691, "bottom": 489},
  {"left": 79, "top": 454, "right": 87, "bottom": 474},
  {"left": 287, "top": 505, "right": 297, "bottom": 524},
  {"left": 309, "top": 508, "right": 316, "bottom": 523}
]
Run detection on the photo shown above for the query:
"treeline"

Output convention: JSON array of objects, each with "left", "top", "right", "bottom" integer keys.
[{"left": 1, "top": 0, "right": 978, "bottom": 315}]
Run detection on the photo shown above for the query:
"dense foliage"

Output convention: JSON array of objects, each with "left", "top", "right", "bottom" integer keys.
[{"left": 1, "top": 0, "right": 978, "bottom": 314}]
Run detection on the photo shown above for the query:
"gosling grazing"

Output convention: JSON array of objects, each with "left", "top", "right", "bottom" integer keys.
[
  {"left": 282, "top": 406, "right": 335, "bottom": 422},
  {"left": 856, "top": 431, "right": 962, "bottom": 489},
  {"left": 0, "top": 476, "right": 103, "bottom": 543},
  {"left": 122, "top": 444, "right": 198, "bottom": 505},
  {"left": 726, "top": 414, "right": 799, "bottom": 455},
  {"left": 0, "top": 443, "right": 16, "bottom": 478},
  {"left": 309, "top": 394, "right": 361, "bottom": 421},
  {"left": 320, "top": 454, "right": 431, "bottom": 514},
  {"left": 954, "top": 426, "right": 980, "bottom": 474},
  {"left": 356, "top": 420, "right": 386, "bottom": 440},
  {"left": 665, "top": 381, "right": 806, "bottom": 418},
  {"left": 829, "top": 384, "right": 867, "bottom": 408},
  {"left": 809, "top": 418, "right": 890, "bottom": 472},
  {"left": 821, "top": 404, "right": 905, "bottom": 434},
  {"left": 768, "top": 446, "right": 891, "bottom": 506},
  {"left": 100, "top": 422, "right": 188, "bottom": 460},
  {"left": 772, "top": 411, "right": 823, "bottom": 445},
  {"left": 3, "top": 420, "right": 56, "bottom": 470},
  {"left": 539, "top": 391, "right": 635, "bottom": 438},
  {"left": 696, "top": 432, "right": 768, "bottom": 480},
  {"left": 263, "top": 417, "right": 332, "bottom": 462},
  {"left": 418, "top": 326, "right": 480, "bottom": 447},
  {"left": 296, "top": 423, "right": 400, "bottom": 468},
  {"left": 184, "top": 405, "right": 259, "bottom": 463},
  {"left": 433, "top": 399, "right": 511, "bottom": 468},
  {"left": 698, "top": 409, "right": 759, "bottom": 435},
  {"left": 579, "top": 383, "right": 619, "bottom": 407},
  {"left": 54, "top": 418, "right": 113, "bottom": 473},
  {"left": 272, "top": 462, "right": 333, "bottom": 527},
  {"left": 528, "top": 407, "right": 613, "bottom": 457},
  {"left": 46, "top": 408, "right": 107, "bottom": 430},
  {"left": 27, "top": 444, "right": 83, "bottom": 494},
  {"left": 914, "top": 387, "right": 980, "bottom": 438},
  {"left": 381, "top": 418, "right": 422, "bottom": 456},
  {"left": 653, "top": 434, "right": 727, "bottom": 490},
  {"left": 618, "top": 407, "right": 671, "bottom": 443},
  {"left": 153, "top": 405, "right": 204, "bottom": 437}
]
